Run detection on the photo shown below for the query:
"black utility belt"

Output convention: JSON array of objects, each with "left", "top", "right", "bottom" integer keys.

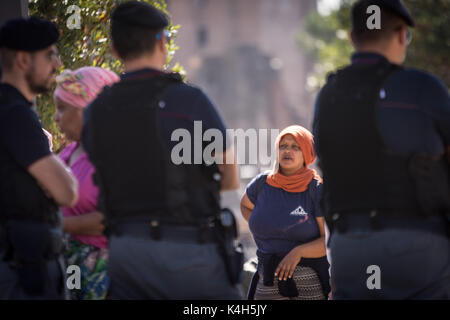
[
  {"left": 329, "top": 210, "right": 447, "bottom": 234},
  {"left": 0, "top": 221, "right": 65, "bottom": 263},
  {"left": 111, "top": 221, "right": 218, "bottom": 244}
]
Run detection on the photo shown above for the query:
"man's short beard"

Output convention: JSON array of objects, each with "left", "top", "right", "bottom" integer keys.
[{"left": 25, "top": 65, "right": 53, "bottom": 95}]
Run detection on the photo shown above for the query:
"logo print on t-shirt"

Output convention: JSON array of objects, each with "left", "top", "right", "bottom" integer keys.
[
  {"left": 290, "top": 205, "right": 308, "bottom": 217},
  {"left": 283, "top": 206, "right": 309, "bottom": 233}
]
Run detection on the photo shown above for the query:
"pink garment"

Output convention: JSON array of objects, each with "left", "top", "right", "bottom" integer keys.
[{"left": 59, "top": 142, "right": 107, "bottom": 249}]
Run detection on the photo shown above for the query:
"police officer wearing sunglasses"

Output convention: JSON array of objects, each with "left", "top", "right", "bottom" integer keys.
[
  {"left": 82, "top": 1, "right": 242, "bottom": 299},
  {"left": 313, "top": 0, "right": 449, "bottom": 299}
]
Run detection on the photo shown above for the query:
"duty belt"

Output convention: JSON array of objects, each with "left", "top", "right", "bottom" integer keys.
[
  {"left": 111, "top": 220, "right": 217, "bottom": 244},
  {"left": 329, "top": 209, "right": 447, "bottom": 235},
  {"left": 0, "top": 222, "right": 66, "bottom": 263}
]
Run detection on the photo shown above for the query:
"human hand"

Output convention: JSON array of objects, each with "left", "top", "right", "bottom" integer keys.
[{"left": 274, "top": 247, "right": 302, "bottom": 281}]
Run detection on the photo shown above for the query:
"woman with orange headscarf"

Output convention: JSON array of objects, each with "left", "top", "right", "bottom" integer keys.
[{"left": 241, "top": 125, "right": 330, "bottom": 300}]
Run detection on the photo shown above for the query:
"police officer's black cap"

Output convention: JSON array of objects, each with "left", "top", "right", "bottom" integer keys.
[
  {"left": 0, "top": 17, "right": 59, "bottom": 51},
  {"left": 112, "top": 1, "right": 169, "bottom": 29},
  {"left": 352, "top": 0, "right": 415, "bottom": 27}
]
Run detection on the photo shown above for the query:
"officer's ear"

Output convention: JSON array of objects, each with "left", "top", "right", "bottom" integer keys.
[
  {"left": 110, "top": 43, "right": 120, "bottom": 60},
  {"left": 15, "top": 51, "right": 32, "bottom": 72},
  {"left": 350, "top": 31, "right": 359, "bottom": 49},
  {"left": 350, "top": 31, "right": 356, "bottom": 45},
  {"left": 156, "top": 36, "right": 166, "bottom": 53},
  {"left": 398, "top": 27, "right": 407, "bottom": 47}
]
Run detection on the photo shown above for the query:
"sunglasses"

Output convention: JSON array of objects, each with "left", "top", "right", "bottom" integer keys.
[
  {"left": 395, "top": 26, "right": 412, "bottom": 45},
  {"left": 156, "top": 29, "right": 172, "bottom": 44},
  {"left": 406, "top": 28, "right": 412, "bottom": 45}
]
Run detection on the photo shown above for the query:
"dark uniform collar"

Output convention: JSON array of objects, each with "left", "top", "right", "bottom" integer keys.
[
  {"left": 0, "top": 83, "right": 33, "bottom": 106},
  {"left": 120, "top": 67, "right": 165, "bottom": 81},
  {"left": 351, "top": 52, "right": 390, "bottom": 65}
]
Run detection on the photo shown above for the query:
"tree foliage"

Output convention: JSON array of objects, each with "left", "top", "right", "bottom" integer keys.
[
  {"left": 404, "top": 0, "right": 450, "bottom": 85},
  {"left": 28, "top": 0, "right": 182, "bottom": 152},
  {"left": 298, "top": 0, "right": 450, "bottom": 91}
]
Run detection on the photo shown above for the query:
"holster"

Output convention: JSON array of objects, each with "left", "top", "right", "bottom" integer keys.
[
  {"left": 214, "top": 208, "right": 244, "bottom": 285},
  {"left": 408, "top": 153, "right": 450, "bottom": 217},
  {"left": 3, "top": 220, "right": 64, "bottom": 296}
]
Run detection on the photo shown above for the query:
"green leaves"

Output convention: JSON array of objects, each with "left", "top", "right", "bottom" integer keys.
[
  {"left": 297, "top": 1, "right": 354, "bottom": 91},
  {"left": 28, "top": 0, "right": 180, "bottom": 152},
  {"left": 298, "top": 0, "right": 449, "bottom": 91},
  {"left": 404, "top": 0, "right": 450, "bottom": 86}
]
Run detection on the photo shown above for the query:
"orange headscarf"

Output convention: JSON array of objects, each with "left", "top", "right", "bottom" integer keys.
[{"left": 266, "top": 125, "right": 322, "bottom": 193}]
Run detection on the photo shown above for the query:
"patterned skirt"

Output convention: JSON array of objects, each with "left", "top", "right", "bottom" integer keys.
[
  {"left": 254, "top": 266, "right": 325, "bottom": 300},
  {"left": 65, "top": 238, "right": 109, "bottom": 300}
]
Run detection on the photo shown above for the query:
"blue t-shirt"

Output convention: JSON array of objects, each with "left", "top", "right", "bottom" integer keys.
[
  {"left": 246, "top": 173, "right": 323, "bottom": 256},
  {"left": 0, "top": 83, "right": 53, "bottom": 220},
  {"left": 0, "top": 84, "right": 51, "bottom": 169}
]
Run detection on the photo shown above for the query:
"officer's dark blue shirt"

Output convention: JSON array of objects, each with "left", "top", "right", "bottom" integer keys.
[
  {"left": 0, "top": 83, "right": 51, "bottom": 169},
  {"left": 0, "top": 83, "right": 52, "bottom": 220},
  {"left": 82, "top": 68, "right": 229, "bottom": 157},
  {"left": 313, "top": 52, "right": 450, "bottom": 157}
]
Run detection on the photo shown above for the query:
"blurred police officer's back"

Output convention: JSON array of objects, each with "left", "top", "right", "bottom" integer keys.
[
  {"left": 82, "top": 1, "right": 241, "bottom": 299},
  {"left": 313, "top": 0, "right": 449, "bottom": 299},
  {"left": 0, "top": 17, "right": 78, "bottom": 299}
]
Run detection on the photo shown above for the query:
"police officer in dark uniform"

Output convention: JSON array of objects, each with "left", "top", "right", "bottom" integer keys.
[
  {"left": 0, "top": 17, "right": 78, "bottom": 299},
  {"left": 313, "top": 0, "right": 450, "bottom": 299},
  {"left": 82, "top": 1, "right": 242, "bottom": 299}
]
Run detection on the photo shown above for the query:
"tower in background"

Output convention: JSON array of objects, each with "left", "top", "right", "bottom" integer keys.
[{"left": 167, "top": 0, "right": 317, "bottom": 131}]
